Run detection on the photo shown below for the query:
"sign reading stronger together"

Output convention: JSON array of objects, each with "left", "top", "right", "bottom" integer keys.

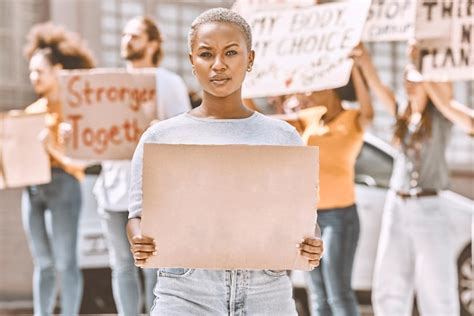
[
  {"left": 241, "top": 0, "right": 371, "bottom": 98},
  {"left": 59, "top": 69, "right": 156, "bottom": 160}
]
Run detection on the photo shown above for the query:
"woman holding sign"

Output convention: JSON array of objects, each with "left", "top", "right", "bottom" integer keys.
[
  {"left": 264, "top": 44, "right": 374, "bottom": 316},
  {"left": 22, "top": 23, "right": 95, "bottom": 315},
  {"left": 127, "top": 8, "right": 323, "bottom": 315},
  {"left": 358, "top": 42, "right": 474, "bottom": 315}
]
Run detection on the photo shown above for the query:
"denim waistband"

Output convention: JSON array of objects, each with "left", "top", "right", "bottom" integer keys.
[{"left": 318, "top": 203, "right": 356, "bottom": 212}]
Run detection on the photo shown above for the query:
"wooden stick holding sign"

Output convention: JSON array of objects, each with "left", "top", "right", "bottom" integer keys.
[
  {"left": 241, "top": 0, "right": 371, "bottom": 98},
  {"left": 0, "top": 111, "right": 50, "bottom": 189},
  {"left": 58, "top": 68, "right": 157, "bottom": 160},
  {"left": 141, "top": 144, "right": 319, "bottom": 270}
]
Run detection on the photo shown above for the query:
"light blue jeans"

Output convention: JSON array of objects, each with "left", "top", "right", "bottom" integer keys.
[
  {"left": 306, "top": 205, "right": 360, "bottom": 316},
  {"left": 100, "top": 210, "right": 156, "bottom": 315},
  {"left": 22, "top": 168, "right": 83, "bottom": 316},
  {"left": 151, "top": 269, "right": 297, "bottom": 315}
]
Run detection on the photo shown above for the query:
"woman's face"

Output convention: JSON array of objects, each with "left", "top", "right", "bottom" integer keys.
[
  {"left": 189, "top": 22, "right": 254, "bottom": 98},
  {"left": 29, "top": 53, "right": 58, "bottom": 96}
]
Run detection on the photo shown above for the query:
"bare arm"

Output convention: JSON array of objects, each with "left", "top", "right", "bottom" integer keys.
[
  {"left": 423, "top": 82, "right": 474, "bottom": 134},
  {"left": 355, "top": 44, "right": 397, "bottom": 116},
  {"left": 40, "top": 130, "right": 88, "bottom": 170},
  {"left": 351, "top": 64, "right": 374, "bottom": 129}
]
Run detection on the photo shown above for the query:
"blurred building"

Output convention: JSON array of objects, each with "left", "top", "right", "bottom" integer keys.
[
  {"left": 0, "top": 0, "right": 49, "bottom": 112},
  {"left": 1, "top": 0, "right": 472, "bottom": 167},
  {"left": 0, "top": 0, "right": 233, "bottom": 113}
]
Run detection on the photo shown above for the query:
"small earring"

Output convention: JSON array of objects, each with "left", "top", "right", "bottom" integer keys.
[
  {"left": 247, "top": 66, "right": 252, "bottom": 72},
  {"left": 192, "top": 68, "right": 196, "bottom": 75}
]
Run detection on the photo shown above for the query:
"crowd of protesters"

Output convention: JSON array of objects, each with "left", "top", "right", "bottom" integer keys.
[{"left": 13, "top": 4, "right": 474, "bottom": 316}]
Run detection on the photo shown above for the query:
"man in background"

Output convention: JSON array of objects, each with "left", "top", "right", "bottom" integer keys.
[{"left": 93, "top": 16, "right": 191, "bottom": 315}]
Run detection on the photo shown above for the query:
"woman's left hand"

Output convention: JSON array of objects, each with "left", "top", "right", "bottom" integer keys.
[{"left": 298, "top": 237, "right": 324, "bottom": 269}]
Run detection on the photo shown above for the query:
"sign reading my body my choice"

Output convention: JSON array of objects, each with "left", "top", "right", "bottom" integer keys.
[
  {"left": 415, "top": 0, "right": 474, "bottom": 81},
  {"left": 59, "top": 69, "right": 156, "bottom": 160},
  {"left": 242, "top": 0, "right": 371, "bottom": 98}
]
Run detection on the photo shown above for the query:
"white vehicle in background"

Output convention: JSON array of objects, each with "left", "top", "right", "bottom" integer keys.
[
  {"left": 353, "top": 133, "right": 473, "bottom": 316},
  {"left": 293, "top": 133, "right": 473, "bottom": 316}
]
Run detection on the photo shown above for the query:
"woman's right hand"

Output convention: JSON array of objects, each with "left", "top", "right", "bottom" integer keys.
[
  {"left": 130, "top": 234, "right": 157, "bottom": 267},
  {"left": 127, "top": 217, "right": 157, "bottom": 267}
]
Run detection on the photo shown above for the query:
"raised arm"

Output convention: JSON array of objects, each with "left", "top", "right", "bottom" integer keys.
[
  {"left": 355, "top": 44, "right": 397, "bottom": 116},
  {"left": 351, "top": 63, "right": 374, "bottom": 129},
  {"left": 423, "top": 81, "right": 474, "bottom": 134}
]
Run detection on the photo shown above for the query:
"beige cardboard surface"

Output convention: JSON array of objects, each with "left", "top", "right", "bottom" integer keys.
[
  {"left": 0, "top": 112, "right": 51, "bottom": 189},
  {"left": 141, "top": 144, "right": 318, "bottom": 270},
  {"left": 58, "top": 68, "right": 156, "bottom": 160}
]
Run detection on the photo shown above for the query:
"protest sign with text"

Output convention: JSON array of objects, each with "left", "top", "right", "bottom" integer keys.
[
  {"left": 58, "top": 69, "right": 156, "bottom": 160},
  {"left": 242, "top": 0, "right": 371, "bottom": 98},
  {"left": 0, "top": 111, "right": 50, "bottom": 189},
  {"left": 232, "top": 0, "right": 314, "bottom": 13},
  {"left": 362, "top": 0, "right": 416, "bottom": 42},
  {"left": 415, "top": 0, "right": 474, "bottom": 81},
  {"left": 141, "top": 144, "right": 319, "bottom": 270}
]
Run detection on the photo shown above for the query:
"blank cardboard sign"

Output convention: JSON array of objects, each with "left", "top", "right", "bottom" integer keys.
[
  {"left": 141, "top": 144, "right": 318, "bottom": 270},
  {"left": 0, "top": 112, "right": 51, "bottom": 189}
]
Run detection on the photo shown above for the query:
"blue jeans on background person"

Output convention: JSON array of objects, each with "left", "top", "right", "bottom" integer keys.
[
  {"left": 100, "top": 210, "right": 157, "bottom": 315},
  {"left": 151, "top": 269, "right": 297, "bottom": 315},
  {"left": 22, "top": 168, "right": 83, "bottom": 316},
  {"left": 306, "top": 204, "right": 360, "bottom": 316}
]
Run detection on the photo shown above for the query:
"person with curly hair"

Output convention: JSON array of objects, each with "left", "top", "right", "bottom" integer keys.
[{"left": 22, "top": 22, "right": 95, "bottom": 316}]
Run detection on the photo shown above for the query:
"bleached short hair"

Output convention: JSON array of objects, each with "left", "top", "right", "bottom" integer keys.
[{"left": 188, "top": 8, "right": 252, "bottom": 52}]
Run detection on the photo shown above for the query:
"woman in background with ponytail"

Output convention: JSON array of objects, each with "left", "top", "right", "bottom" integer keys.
[{"left": 359, "top": 41, "right": 474, "bottom": 316}]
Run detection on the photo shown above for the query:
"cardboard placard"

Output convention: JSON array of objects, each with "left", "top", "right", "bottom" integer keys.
[
  {"left": 241, "top": 0, "right": 371, "bottom": 98},
  {"left": 58, "top": 68, "right": 157, "bottom": 160},
  {"left": 362, "top": 0, "right": 416, "bottom": 42},
  {"left": 0, "top": 111, "right": 51, "bottom": 189},
  {"left": 141, "top": 144, "right": 319, "bottom": 270},
  {"left": 415, "top": 0, "right": 474, "bottom": 81},
  {"left": 232, "top": 0, "right": 314, "bottom": 13}
]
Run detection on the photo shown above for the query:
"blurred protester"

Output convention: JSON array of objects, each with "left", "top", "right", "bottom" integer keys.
[
  {"left": 22, "top": 22, "right": 95, "bottom": 315},
  {"left": 92, "top": 16, "right": 191, "bottom": 315},
  {"left": 359, "top": 41, "right": 474, "bottom": 316},
  {"left": 126, "top": 8, "right": 323, "bottom": 315},
  {"left": 265, "top": 43, "right": 374, "bottom": 316}
]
